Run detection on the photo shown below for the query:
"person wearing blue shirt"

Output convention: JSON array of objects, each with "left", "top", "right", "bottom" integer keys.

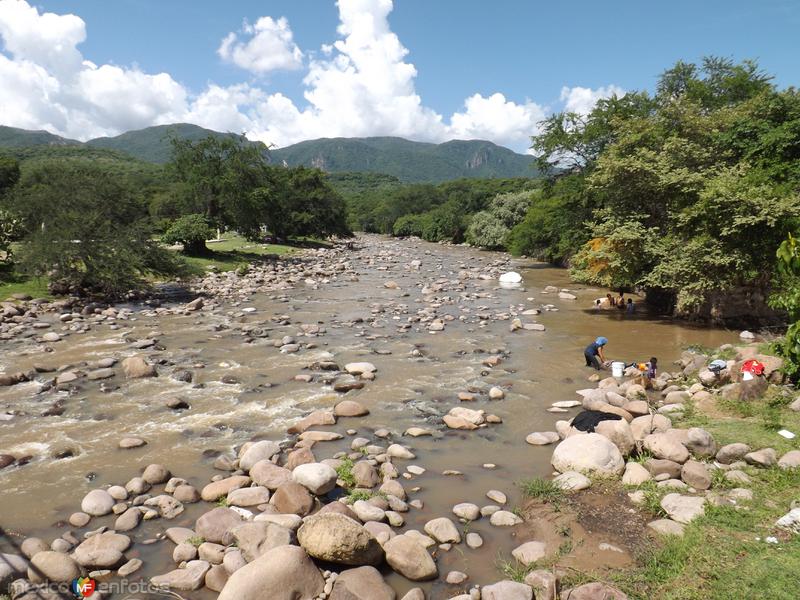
[{"left": 584, "top": 336, "right": 608, "bottom": 370}]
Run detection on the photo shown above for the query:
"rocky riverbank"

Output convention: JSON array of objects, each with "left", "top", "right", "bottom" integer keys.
[{"left": 4, "top": 235, "right": 791, "bottom": 599}]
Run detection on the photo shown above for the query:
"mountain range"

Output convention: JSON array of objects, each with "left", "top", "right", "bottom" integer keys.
[{"left": 0, "top": 123, "right": 537, "bottom": 183}]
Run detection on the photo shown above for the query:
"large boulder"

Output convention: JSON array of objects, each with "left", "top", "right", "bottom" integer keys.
[
  {"left": 231, "top": 522, "right": 296, "bottom": 562},
  {"left": 716, "top": 442, "right": 751, "bottom": 464},
  {"left": 122, "top": 355, "right": 157, "bottom": 378},
  {"left": 685, "top": 428, "right": 716, "bottom": 458},
  {"left": 195, "top": 508, "right": 244, "bottom": 544},
  {"left": 622, "top": 462, "right": 651, "bottom": 486},
  {"left": 81, "top": 489, "right": 115, "bottom": 516},
  {"left": 551, "top": 433, "right": 624, "bottom": 477},
  {"left": 630, "top": 414, "right": 671, "bottom": 441},
  {"left": 271, "top": 482, "right": 315, "bottom": 516},
  {"left": 151, "top": 560, "right": 210, "bottom": 591},
  {"left": 298, "top": 513, "right": 383, "bottom": 566},
  {"left": 28, "top": 551, "right": 80, "bottom": 583},
  {"left": 643, "top": 433, "right": 689, "bottom": 464},
  {"left": 660, "top": 494, "right": 705, "bottom": 524},
  {"left": 0, "top": 553, "right": 27, "bottom": 587},
  {"left": 292, "top": 462, "right": 338, "bottom": 495},
  {"left": 201, "top": 475, "right": 250, "bottom": 501},
  {"left": 594, "top": 419, "right": 635, "bottom": 457},
  {"left": 239, "top": 441, "right": 281, "bottom": 472},
  {"left": 217, "top": 545, "right": 325, "bottom": 600},
  {"left": 383, "top": 535, "right": 437, "bottom": 581},
  {"left": 330, "top": 566, "right": 396, "bottom": 600},
  {"left": 72, "top": 532, "right": 130, "bottom": 568},
  {"left": 423, "top": 517, "right": 461, "bottom": 544},
  {"left": 483, "top": 581, "right": 533, "bottom": 600},
  {"left": 250, "top": 460, "right": 292, "bottom": 489},
  {"left": 680, "top": 461, "right": 711, "bottom": 490}
]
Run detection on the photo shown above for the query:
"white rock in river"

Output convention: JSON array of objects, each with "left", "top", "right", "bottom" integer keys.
[
  {"left": 387, "top": 444, "right": 415, "bottom": 459},
  {"left": 292, "top": 463, "right": 338, "bottom": 495},
  {"left": 345, "top": 362, "right": 377, "bottom": 375},
  {"left": 239, "top": 440, "right": 280, "bottom": 472},
  {"left": 490, "top": 510, "right": 522, "bottom": 527},
  {"left": 499, "top": 272, "right": 522, "bottom": 284},
  {"left": 81, "top": 489, "right": 115, "bottom": 516},
  {"left": 452, "top": 503, "right": 480, "bottom": 521},
  {"left": 423, "top": 517, "right": 461, "bottom": 544}
]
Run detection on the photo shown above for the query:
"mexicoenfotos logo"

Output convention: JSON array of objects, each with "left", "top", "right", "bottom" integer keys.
[{"left": 71, "top": 577, "right": 96, "bottom": 597}]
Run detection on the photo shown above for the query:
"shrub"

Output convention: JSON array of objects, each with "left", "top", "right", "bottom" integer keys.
[{"left": 162, "top": 214, "right": 213, "bottom": 255}]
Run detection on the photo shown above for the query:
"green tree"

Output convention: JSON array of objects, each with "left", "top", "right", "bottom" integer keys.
[
  {"left": 0, "top": 156, "right": 21, "bottom": 264},
  {"left": 162, "top": 214, "right": 214, "bottom": 255},
  {"left": 5, "top": 161, "right": 178, "bottom": 296},
  {"left": 167, "top": 134, "right": 270, "bottom": 250},
  {"left": 466, "top": 190, "right": 533, "bottom": 249},
  {"left": 770, "top": 234, "right": 800, "bottom": 381}
]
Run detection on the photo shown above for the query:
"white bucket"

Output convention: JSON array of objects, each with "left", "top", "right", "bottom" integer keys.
[{"left": 611, "top": 361, "right": 625, "bottom": 378}]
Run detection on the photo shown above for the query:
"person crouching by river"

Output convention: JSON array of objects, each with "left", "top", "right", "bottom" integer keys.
[{"left": 584, "top": 336, "right": 609, "bottom": 370}]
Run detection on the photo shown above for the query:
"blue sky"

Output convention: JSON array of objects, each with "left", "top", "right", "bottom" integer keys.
[{"left": 1, "top": 0, "right": 797, "bottom": 150}]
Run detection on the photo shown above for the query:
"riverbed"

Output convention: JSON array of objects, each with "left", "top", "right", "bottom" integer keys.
[{"left": 0, "top": 234, "right": 735, "bottom": 596}]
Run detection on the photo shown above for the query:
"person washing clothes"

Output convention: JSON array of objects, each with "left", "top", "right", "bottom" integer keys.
[{"left": 584, "top": 336, "right": 608, "bottom": 370}]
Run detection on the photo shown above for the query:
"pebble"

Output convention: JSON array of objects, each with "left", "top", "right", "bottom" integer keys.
[{"left": 486, "top": 490, "right": 507, "bottom": 504}]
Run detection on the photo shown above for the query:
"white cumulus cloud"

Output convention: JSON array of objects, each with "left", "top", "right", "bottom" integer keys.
[
  {"left": 0, "top": 0, "right": 623, "bottom": 152},
  {"left": 560, "top": 84, "right": 625, "bottom": 115},
  {"left": 218, "top": 16, "right": 303, "bottom": 74}
]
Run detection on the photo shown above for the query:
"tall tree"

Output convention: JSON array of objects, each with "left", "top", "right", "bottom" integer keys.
[{"left": 6, "top": 161, "right": 178, "bottom": 296}]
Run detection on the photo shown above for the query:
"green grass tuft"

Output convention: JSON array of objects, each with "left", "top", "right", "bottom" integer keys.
[
  {"left": 518, "top": 477, "right": 566, "bottom": 504},
  {"left": 335, "top": 457, "right": 356, "bottom": 489}
]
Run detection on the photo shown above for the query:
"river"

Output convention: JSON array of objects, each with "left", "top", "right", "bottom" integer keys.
[{"left": 0, "top": 235, "right": 735, "bottom": 597}]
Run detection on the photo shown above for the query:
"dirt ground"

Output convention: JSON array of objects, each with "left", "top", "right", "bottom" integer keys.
[{"left": 518, "top": 485, "right": 653, "bottom": 577}]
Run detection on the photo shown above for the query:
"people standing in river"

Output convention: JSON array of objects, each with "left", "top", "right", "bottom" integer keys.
[
  {"left": 617, "top": 292, "right": 626, "bottom": 310},
  {"left": 584, "top": 336, "right": 608, "bottom": 370},
  {"left": 606, "top": 293, "right": 616, "bottom": 307},
  {"left": 626, "top": 298, "right": 635, "bottom": 314}
]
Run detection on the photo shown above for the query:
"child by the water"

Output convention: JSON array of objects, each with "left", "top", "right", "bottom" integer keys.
[{"left": 627, "top": 357, "right": 657, "bottom": 379}]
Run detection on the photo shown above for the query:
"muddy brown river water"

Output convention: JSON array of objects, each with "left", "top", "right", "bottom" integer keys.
[{"left": 0, "top": 235, "right": 735, "bottom": 598}]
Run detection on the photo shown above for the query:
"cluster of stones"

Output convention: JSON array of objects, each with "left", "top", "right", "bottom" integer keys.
[
  {"left": 523, "top": 342, "right": 800, "bottom": 539},
  {"left": 0, "top": 383, "right": 618, "bottom": 600}
]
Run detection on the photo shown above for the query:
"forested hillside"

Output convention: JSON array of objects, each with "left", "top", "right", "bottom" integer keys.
[
  {"left": 271, "top": 137, "right": 536, "bottom": 182},
  {"left": 0, "top": 124, "right": 535, "bottom": 183}
]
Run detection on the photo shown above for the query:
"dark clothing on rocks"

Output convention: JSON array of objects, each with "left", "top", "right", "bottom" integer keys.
[{"left": 571, "top": 410, "right": 622, "bottom": 433}]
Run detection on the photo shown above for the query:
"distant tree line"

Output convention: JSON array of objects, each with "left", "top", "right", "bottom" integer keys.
[
  {"left": 341, "top": 175, "right": 538, "bottom": 245},
  {"left": 0, "top": 134, "right": 351, "bottom": 297}
]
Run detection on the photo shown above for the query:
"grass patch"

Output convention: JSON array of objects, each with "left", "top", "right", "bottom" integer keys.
[
  {"left": 598, "top": 463, "right": 800, "bottom": 599},
  {"left": 497, "top": 555, "right": 530, "bottom": 583},
  {"left": 0, "top": 273, "right": 53, "bottom": 300},
  {"left": 186, "top": 536, "right": 205, "bottom": 547},
  {"left": 518, "top": 477, "right": 566, "bottom": 504},
  {"left": 676, "top": 384, "right": 800, "bottom": 455},
  {"left": 345, "top": 489, "right": 373, "bottom": 503},
  {"left": 176, "top": 234, "right": 298, "bottom": 275},
  {"left": 335, "top": 457, "right": 356, "bottom": 489}
]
